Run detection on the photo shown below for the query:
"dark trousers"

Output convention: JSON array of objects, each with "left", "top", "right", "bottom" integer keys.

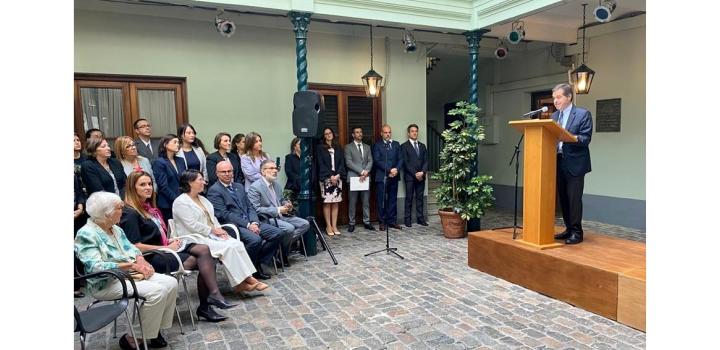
[
  {"left": 557, "top": 155, "right": 585, "bottom": 236},
  {"left": 229, "top": 223, "right": 283, "bottom": 266},
  {"left": 376, "top": 179, "right": 399, "bottom": 225},
  {"left": 404, "top": 179, "right": 426, "bottom": 225}
]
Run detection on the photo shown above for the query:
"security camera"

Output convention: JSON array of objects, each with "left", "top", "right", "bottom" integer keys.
[
  {"left": 402, "top": 30, "right": 417, "bottom": 53},
  {"left": 507, "top": 21, "right": 525, "bottom": 45},
  {"left": 495, "top": 46, "right": 508, "bottom": 60},
  {"left": 594, "top": 0, "right": 616, "bottom": 23},
  {"left": 216, "top": 18, "right": 236, "bottom": 38}
]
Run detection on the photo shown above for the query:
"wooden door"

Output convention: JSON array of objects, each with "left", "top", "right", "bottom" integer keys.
[{"left": 309, "top": 84, "right": 382, "bottom": 226}]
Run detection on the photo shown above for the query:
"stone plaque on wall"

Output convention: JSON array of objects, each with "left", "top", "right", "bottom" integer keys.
[{"left": 596, "top": 98, "right": 621, "bottom": 132}]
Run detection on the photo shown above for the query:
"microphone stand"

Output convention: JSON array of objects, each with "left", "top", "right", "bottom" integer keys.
[{"left": 365, "top": 141, "right": 404, "bottom": 259}]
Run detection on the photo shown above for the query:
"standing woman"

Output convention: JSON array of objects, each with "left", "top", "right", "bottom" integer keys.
[
  {"left": 316, "top": 127, "right": 347, "bottom": 236},
  {"left": 177, "top": 124, "right": 208, "bottom": 180},
  {"left": 120, "top": 171, "right": 236, "bottom": 322},
  {"left": 152, "top": 134, "right": 187, "bottom": 222},
  {"left": 75, "top": 191, "right": 178, "bottom": 350},
  {"left": 172, "top": 170, "right": 269, "bottom": 293},
  {"left": 81, "top": 138, "right": 127, "bottom": 197},
  {"left": 74, "top": 133, "right": 88, "bottom": 298},
  {"left": 231, "top": 133, "right": 245, "bottom": 157},
  {"left": 240, "top": 131, "right": 269, "bottom": 190},
  {"left": 206, "top": 132, "right": 242, "bottom": 186},
  {"left": 284, "top": 137, "right": 302, "bottom": 206},
  {"left": 115, "top": 136, "right": 156, "bottom": 191}
]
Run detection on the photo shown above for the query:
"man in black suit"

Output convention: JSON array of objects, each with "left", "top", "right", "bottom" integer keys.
[
  {"left": 372, "top": 124, "right": 403, "bottom": 231},
  {"left": 400, "top": 124, "right": 428, "bottom": 227},
  {"left": 133, "top": 118, "right": 159, "bottom": 161},
  {"left": 206, "top": 161, "right": 284, "bottom": 279},
  {"left": 551, "top": 83, "right": 593, "bottom": 245}
]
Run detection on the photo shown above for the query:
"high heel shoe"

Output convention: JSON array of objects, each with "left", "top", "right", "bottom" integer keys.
[
  {"left": 235, "top": 281, "right": 258, "bottom": 293},
  {"left": 326, "top": 229, "right": 335, "bottom": 236},
  {"left": 333, "top": 229, "right": 342, "bottom": 235},
  {"left": 196, "top": 306, "right": 228, "bottom": 323},
  {"left": 254, "top": 282, "right": 270, "bottom": 291},
  {"left": 207, "top": 295, "right": 238, "bottom": 309}
]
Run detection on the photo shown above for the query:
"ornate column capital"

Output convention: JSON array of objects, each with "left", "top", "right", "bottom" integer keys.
[
  {"left": 463, "top": 29, "right": 490, "bottom": 54},
  {"left": 289, "top": 11, "right": 312, "bottom": 39}
]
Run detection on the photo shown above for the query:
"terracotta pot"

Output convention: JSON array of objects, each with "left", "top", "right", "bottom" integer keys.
[{"left": 438, "top": 209, "right": 467, "bottom": 239}]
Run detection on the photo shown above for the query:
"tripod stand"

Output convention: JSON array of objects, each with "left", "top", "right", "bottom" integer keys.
[
  {"left": 365, "top": 141, "right": 404, "bottom": 260},
  {"left": 492, "top": 133, "right": 524, "bottom": 239},
  {"left": 307, "top": 216, "right": 338, "bottom": 265}
]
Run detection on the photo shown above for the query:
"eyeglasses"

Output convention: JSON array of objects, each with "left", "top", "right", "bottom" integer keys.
[
  {"left": 263, "top": 166, "right": 278, "bottom": 170},
  {"left": 217, "top": 170, "right": 233, "bottom": 174},
  {"left": 136, "top": 124, "right": 151, "bottom": 129},
  {"left": 126, "top": 144, "right": 136, "bottom": 149}
]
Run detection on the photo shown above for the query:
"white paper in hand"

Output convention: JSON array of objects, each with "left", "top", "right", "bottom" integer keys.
[{"left": 350, "top": 177, "right": 370, "bottom": 191}]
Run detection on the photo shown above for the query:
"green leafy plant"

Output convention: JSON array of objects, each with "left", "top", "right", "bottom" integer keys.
[{"left": 431, "top": 101, "right": 495, "bottom": 221}]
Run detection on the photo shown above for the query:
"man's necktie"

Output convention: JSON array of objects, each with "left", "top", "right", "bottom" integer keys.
[
  {"left": 268, "top": 184, "right": 278, "bottom": 206},
  {"left": 385, "top": 141, "right": 391, "bottom": 150},
  {"left": 357, "top": 143, "right": 362, "bottom": 155},
  {"left": 413, "top": 141, "right": 420, "bottom": 156},
  {"left": 227, "top": 185, "right": 241, "bottom": 205}
]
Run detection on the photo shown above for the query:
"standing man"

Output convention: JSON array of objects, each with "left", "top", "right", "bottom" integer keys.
[
  {"left": 248, "top": 159, "right": 310, "bottom": 267},
  {"left": 133, "top": 118, "right": 159, "bottom": 161},
  {"left": 207, "top": 161, "right": 284, "bottom": 279},
  {"left": 551, "top": 83, "right": 593, "bottom": 245},
  {"left": 400, "top": 124, "right": 428, "bottom": 227},
  {"left": 372, "top": 124, "right": 403, "bottom": 231},
  {"left": 344, "top": 127, "right": 375, "bottom": 232}
]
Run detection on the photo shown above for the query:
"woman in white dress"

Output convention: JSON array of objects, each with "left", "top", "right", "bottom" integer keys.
[{"left": 172, "top": 169, "right": 269, "bottom": 293}]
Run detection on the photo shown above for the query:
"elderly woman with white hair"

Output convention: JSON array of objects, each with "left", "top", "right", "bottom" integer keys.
[{"left": 75, "top": 191, "right": 178, "bottom": 350}]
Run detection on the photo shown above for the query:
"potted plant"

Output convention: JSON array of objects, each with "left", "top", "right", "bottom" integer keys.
[{"left": 432, "top": 101, "right": 495, "bottom": 238}]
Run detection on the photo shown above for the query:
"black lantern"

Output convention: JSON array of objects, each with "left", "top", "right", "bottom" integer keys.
[
  {"left": 571, "top": 4, "right": 595, "bottom": 94},
  {"left": 362, "top": 25, "right": 383, "bottom": 98}
]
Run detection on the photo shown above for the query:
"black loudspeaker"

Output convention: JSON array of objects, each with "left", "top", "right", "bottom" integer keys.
[{"left": 292, "top": 90, "right": 324, "bottom": 138}]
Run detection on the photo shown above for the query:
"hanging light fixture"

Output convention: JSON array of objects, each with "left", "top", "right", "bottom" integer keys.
[
  {"left": 361, "top": 25, "right": 383, "bottom": 98},
  {"left": 571, "top": 4, "right": 595, "bottom": 94}
]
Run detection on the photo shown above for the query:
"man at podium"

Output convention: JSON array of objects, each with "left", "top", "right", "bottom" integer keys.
[{"left": 550, "top": 83, "right": 593, "bottom": 245}]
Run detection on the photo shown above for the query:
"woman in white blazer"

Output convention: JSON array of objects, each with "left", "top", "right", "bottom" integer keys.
[
  {"left": 172, "top": 169, "right": 269, "bottom": 293},
  {"left": 176, "top": 124, "right": 208, "bottom": 180}
]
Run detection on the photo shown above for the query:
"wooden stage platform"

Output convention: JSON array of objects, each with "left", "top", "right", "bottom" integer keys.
[{"left": 468, "top": 228, "right": 646, "bottom": 331}]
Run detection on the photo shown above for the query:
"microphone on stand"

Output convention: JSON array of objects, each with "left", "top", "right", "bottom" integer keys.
[{"left": 522, "top": 106, "right": 549, "bottom": 119}]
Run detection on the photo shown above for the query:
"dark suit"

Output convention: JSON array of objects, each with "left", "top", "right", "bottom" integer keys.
[
  {"left": 152, "top": 156, "right": 187, "bottom": 221},
  {"left": 284, "top": 153, "right": 301, "bottom": 193},
  {"left": 401, "top": 140, "right": 428, "bottom": 225},
  {"left": 552, "top": 105, "right": 593, "bottom": 237},
  {"left": 316, "top": 145, "right": 347, "bottom": 182},
  {"left": 134, "top": 138, "right": 159, "bottom": 161},
  {"left": 372, "top": 140, "right": 403, "bottom": 225},
  {"left": 207, "top": 181, "right": 283, "bottom": 266},
  {"left": 206, "top": 152, "right": 243, "bottom": 187},
  {"left": 81, "top": 157, "right": 127, "bottom": 198}
]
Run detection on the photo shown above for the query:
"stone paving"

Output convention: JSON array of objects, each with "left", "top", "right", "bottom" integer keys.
[{"left": 75, "top": 209, "right": 646, "bottom": 349}]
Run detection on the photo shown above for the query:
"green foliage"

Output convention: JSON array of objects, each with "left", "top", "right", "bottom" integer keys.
[{"left": 431, "top": 101, "right": 495, "bottom": 220}]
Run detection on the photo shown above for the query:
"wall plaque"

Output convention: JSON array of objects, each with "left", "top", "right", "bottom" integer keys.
[{"left": 596, "top": 98, "right": 621, "bottom": 132}]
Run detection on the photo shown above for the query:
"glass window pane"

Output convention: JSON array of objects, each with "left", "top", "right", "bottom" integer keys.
[
  {"left": 137, "top": 89, "right": 177, "bottom": 138},
  {"left": 80, "top": 87, "right": 124, "bottom": 145}
]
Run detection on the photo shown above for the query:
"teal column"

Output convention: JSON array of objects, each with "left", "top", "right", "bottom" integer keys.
[
  {"left": 464, "top": 29, "right": 490, "bottom": 232},
  {"left": 290, "top": 11, "right": 317, "bottom": 255}
]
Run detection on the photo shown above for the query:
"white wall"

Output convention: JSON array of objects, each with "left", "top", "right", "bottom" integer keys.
[
  {"left": 75, "top": 8, "right": 426, "bottom": 187},
  {"left": 478, "top": 16, "right": 646, "bottom": 201}
]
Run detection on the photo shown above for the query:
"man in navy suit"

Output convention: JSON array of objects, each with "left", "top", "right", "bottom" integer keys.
[
  {"left": 207, "top": 161, "right": 284, "bottom": 279},
  {"left": 372, "top": 124, "right": 404, "bottom": 231},
  {"left": 551, "top": 83, "right": 593, "bottom": 245},
  {"left": 400, "top": 124, "right": 429, "bottom": 227}
]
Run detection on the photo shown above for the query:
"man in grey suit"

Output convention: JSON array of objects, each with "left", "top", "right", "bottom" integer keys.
[
  {"left": 344, "top": 127, "right": 375, "bottom": 232},
  {"left": 133, "top": 118, "right": 159, "bottom": 161},
  {"left": 248, "top": 159, "right": 309, "bottom": 266}
]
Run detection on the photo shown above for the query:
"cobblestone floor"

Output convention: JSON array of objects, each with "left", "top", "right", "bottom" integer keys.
[{"left": 75, "top": 209, "right": 646, "bottom": 349}]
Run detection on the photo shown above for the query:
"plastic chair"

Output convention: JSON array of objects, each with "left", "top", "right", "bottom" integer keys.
[{"left": 74, "top": 269, "right": 145, "bottom": 350}]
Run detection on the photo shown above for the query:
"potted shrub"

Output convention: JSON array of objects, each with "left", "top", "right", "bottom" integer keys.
[{"left": 432, "top": 101, "right": 495, "bottom": 238}]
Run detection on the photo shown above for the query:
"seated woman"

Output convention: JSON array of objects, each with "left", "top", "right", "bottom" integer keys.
[
  {"left": 152, "top": 134, "right": 187, "bottom": 222},
  {"left": 75, "top": 191, "right": 177, "bottom": 350},
  {"left": 120, "top": 171, "right": 236, "bottom": 322},
  {"left": 115, "top": 136, "right": 157, "bottom": 191},
  {"left": 172, "top": 170, "right": 269, "bottom": 293},
  {"left": 206, "top": 132, "right": 242, "bottom": 186}
]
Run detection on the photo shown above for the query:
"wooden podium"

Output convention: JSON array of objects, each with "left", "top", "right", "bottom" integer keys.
[{"left": 509, "top": 119, "right": 577, "bottom": 249}]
